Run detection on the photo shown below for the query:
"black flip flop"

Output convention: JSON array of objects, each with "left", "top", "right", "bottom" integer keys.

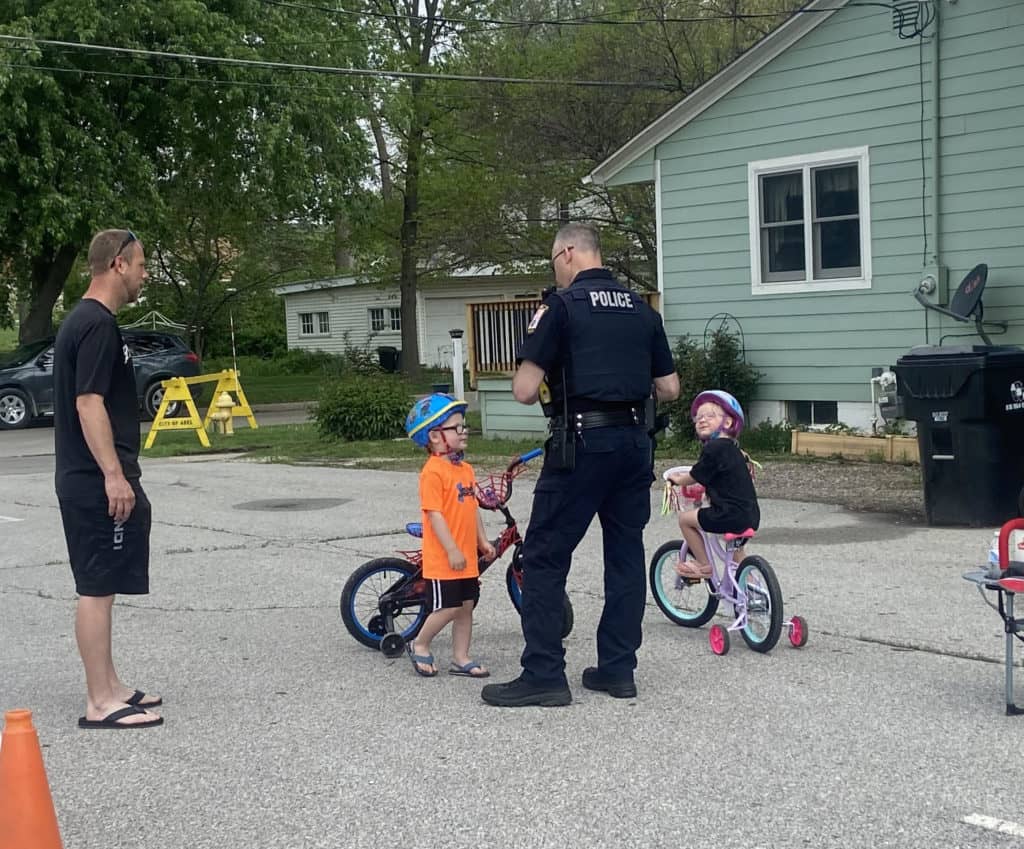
[
  {"left": 126, "top": 689, "right": 163, "bottom": 708},
  {"left": 78, "top": 706, "right": 164, "bottom": 730}
]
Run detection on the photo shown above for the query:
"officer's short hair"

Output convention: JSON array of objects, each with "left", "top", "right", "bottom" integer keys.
[
  {"left": 87, "top": 229, "right": 139, "bottom": 275},
  {"left": 555, "top": 222, "right": 600, "bottom": 255}
]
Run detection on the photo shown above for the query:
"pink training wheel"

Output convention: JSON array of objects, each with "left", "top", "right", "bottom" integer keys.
[
  {"left": 709, "top": 624, "right": 730, "bottom": 656},
  {"left": 788, "top": 615, "right": 808, "bottom": 648}
]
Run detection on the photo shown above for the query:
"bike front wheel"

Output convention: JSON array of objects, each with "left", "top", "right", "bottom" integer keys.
[
  {"left": 505, "top": 562, "right": 574, "bottom": 640},
  {"left": 736, "top": 555, "right": 783, "bottom": 653},
  {"left": 649, "top": 540, "right": 718, "bottom": 627},
  {"left": 340, "top": 558, "right": 426, "bottom": 650}
]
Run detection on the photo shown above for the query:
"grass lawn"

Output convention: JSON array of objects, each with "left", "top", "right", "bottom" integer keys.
[
  {"left": 0, "top": 327, "right": 18, "bottom": 350},
  {"left": 203, "top": 361, "right": 470, "bottom": 406},
  {"left": 233, "top": 374, "right": 325, "bottom": 404},
  {"left": 140, "top": 414, "right": 702, "bottom": 475},
  {"left": 141, "top": 421, "right": 546, "bottom": 471}
]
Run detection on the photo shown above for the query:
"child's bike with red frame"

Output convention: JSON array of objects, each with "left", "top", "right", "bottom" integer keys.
[
  {"left": 649, "top": 466, "right": 807, "bottom": 656},
  {"left": 340, "top": 448, "right": 574, "bottom": 657}
]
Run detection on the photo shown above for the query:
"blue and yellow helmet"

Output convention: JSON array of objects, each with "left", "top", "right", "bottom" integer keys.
[{"left": 405, "top": 393, "right": 469, "bottom": 447}]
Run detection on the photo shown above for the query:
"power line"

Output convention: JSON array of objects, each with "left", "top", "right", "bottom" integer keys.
[
  {"left": 0, "top": 55, "right": 663, "bottom": 106},
  {"left": 0, "top": 33, "right": 663, "bottom": 88},
  {"left": 255, "top": 0, "right": 894, "bottom": 30}
]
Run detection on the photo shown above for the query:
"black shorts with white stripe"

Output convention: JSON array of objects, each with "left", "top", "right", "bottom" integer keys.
[{"left": 427, "top": 576, "right": 481, "bottom": 612}]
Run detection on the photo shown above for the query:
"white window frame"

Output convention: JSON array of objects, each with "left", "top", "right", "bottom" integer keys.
[
  {"left": 299, "top": 311, "right": 329, "bottom": 337},
  {"left": 748, "top": 146, "right": 872, "bottom": 296},
  {"left": 369, "top": 307, "right": 386, "bottom": 332},
  {"left": 369, "top": 306, "right": 401, "bottom": 333},
  {"left": 788, "top": 400, "right": 839, "bottom": 428}
]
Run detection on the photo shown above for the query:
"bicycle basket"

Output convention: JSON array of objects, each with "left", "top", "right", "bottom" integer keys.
[
  {"left": 476, "top": 472, "right": 512, "bottom": 510},
  {"left": 477, "top": 457, "right": 535, "bottom": 510}
]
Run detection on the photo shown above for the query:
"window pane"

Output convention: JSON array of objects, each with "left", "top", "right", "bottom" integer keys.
[
  {"left": 317, "top": 312, "right": 330, "bottom": 333},
  {"left": 300, "top": 313, "right": 313, "bottom": 334},
  {"left": 818, "top": 219, "right": 861, "bottom": 271},
  {"left": 762, "top": 172, "right": 803, "bottom": 224},
  {"left": 813, "top": 401, "right": 839, "bottom": 425},
  {"left": 790, "top": 401, "right": 813, "bottom": 424},
  {"left": 389, "top": 308, "right": 401, "bottom": 331},
  {"left": 814, "top": 165, "right": 858, "bottom": 218},
  {"left": 764, "top": 225, "right": 805, "bottom": 274},
  {"left": 369, "top": 308, "right": 384, "bottom": 331}
]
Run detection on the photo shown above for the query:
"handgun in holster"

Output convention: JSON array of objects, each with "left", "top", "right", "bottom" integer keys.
[
  {"left": 545, "top": 369, "right": 576, "bottom": 471},
  {"left": 645, "top": 390, "right": 670, "bottom": 470}
]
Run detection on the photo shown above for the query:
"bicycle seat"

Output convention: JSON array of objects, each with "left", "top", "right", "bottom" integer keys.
[
  {"left": 724, "top": 529, "right": 756, "bottom": 542},
  {"left": 405, "top": 522, "right": 423, "bottom": 538},
  {"left": 997, "top": 576, "right": 1024, "bottom": 594}
]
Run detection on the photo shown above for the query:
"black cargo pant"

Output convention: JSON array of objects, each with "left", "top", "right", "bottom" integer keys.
[{"left": 519, "top": 425, "right": 653, "bottom": 687}]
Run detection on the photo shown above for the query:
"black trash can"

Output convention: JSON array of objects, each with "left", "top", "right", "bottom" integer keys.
[
  {"left": 377, "top": 346, "right": 399, "bottom": 373},
  {"left": 896, "top": 344, "right": 1024, "bottom": 526}
]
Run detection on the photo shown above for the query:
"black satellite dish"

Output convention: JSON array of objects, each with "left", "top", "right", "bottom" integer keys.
[{"left": 913, "top": 263, "right": 1007, "bottom": 345}]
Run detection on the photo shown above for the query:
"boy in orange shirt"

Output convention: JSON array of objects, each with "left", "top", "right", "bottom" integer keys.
[{"left": 404, "top": 393, "right": 496, "bottom": 678}]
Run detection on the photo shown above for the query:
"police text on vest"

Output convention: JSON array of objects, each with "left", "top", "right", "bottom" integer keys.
[{"left": 589, "top": 291, "right": 634, "bottom": 309}]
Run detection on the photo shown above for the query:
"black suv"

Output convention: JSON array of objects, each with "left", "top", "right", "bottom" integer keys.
[{"left": 0, "top": 330, "right": 202, "bottom": 430}]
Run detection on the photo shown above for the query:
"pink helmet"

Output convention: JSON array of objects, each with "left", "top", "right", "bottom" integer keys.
[{"left": 691, "top": 389, "right": 745, "bottom": 438}]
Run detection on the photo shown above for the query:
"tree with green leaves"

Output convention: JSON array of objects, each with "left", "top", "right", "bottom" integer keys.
[
  {"left": 0, "top": 0, "right": 369, "bottom": 345},
  {"left": 418, "top": 0, "right": 794, "bottom": 286}
]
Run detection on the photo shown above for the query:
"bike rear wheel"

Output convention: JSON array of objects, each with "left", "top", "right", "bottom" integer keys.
[
  {"left": 649, "top": 540, "right": 718, "bottom": 627},
  {"left": 340, "top": 558, "right": 426, "bottom": 650},
  {"left": 736, "top": 555, "right": 783, "bottom": 653},
  {"left": 505, "top": 561, "right": 574, "bottom": 639}
]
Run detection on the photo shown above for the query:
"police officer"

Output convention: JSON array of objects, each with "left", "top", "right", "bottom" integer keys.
[{"left": 481, "top": 222, "right": 679, "bottom": 707}]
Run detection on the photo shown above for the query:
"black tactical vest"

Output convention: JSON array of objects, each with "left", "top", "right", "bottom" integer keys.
[{"left": 550, "top": 275, "right": 652, "bottom": 408}]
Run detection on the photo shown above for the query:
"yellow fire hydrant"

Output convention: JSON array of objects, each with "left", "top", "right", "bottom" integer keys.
[{"left": 209, "top": 391, "right": 236, "bottom": 435}]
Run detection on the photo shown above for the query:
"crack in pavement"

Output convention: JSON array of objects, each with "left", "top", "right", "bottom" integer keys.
[
  {"left": 2, "top": 578, "right": 1017, "bottom": 667},
  {"left": 0, "top": 585, "right": 333, "bottom": 613}
]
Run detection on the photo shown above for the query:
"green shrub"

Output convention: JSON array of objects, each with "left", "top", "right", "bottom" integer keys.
[
  {"left": 340, "top": 335, "right": 383, "bottom": 376},
  {"left": 742, "top": 418, "right": 793, "bottom": 455},
  {"left": 664, "top": 329, "right": 763, "bottom": 442},
  {"left": 314, "top": 374, "right": 411, "bottom": 441}
]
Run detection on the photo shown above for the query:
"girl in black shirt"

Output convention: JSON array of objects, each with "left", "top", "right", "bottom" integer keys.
[{"left": 666, "top": 390, "right": 760, "bottom": 579}]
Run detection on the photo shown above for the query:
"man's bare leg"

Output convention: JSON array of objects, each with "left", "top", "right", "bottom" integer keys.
[{"left": 77, "top": 595, "right": 158, "bottom": 724}]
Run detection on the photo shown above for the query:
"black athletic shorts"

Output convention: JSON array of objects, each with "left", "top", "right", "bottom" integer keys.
[
  {"left": 58, "top": 480, "right": 152, "bottom": 597},
  {"left": 426, "top": 577, "right": 480, "bottom": 612},
  {"left": 697, "top": 504, "right": 757, "bottom": 536}
]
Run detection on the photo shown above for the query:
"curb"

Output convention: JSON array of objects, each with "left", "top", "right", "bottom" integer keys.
[{"left": 250, "top": 401, "right": 315, "bottom": 413}]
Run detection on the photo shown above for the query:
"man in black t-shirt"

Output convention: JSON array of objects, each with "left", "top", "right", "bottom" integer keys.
[{"left": 54, "top": 228, "right": 163, "bottom": 730}]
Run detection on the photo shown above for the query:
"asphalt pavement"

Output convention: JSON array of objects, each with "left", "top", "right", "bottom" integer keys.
[
  {"left": 2, "top": 453, "right": 1024, "bottom": 849},
  {"left": 0, "top": 403, "right": 313, "bottom": 461}
]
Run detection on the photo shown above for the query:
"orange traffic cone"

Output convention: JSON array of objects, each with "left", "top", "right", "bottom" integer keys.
[{"left": 0, "top": 709, "right": 64, "bottom": 849}]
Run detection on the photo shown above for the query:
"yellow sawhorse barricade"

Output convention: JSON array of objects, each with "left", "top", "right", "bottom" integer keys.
[{"left": 144, "top": 369, "right": 258, "bottom": 449}]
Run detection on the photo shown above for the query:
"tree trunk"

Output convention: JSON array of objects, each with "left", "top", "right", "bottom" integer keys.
[
  {"left": 399, "top": 96, "right": 425, "bottom": 378},
  {"left": 20, "top": 243, "right": 79, "bottom": 343},
  {"left": 334, "top": 214, "right": 352, "bottom": 272},
  {"left": 368, "top": 111, "right": 392, "bottom": 202}
]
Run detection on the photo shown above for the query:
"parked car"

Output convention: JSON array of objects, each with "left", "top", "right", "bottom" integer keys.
[{"left": 0, "top": 330, "right": 202, "bottom": 430}]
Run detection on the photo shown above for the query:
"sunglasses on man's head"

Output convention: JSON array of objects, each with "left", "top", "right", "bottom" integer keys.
[{"left": 109, "top": 230, "right": 137, "bottom": 268}]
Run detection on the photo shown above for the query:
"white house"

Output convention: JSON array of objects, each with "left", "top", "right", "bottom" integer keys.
[{"left": 274, "top": 269, "right": 548, "bottom": 369}]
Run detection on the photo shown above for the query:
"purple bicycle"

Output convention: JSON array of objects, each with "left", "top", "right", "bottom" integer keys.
[{"left": 649, "top": 466, "right": 807, "bottom": 656}]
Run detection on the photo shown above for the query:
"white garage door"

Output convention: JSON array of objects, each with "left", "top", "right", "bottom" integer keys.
[{"left": 423, "top": 297, "right": 470, "bottom": 368}]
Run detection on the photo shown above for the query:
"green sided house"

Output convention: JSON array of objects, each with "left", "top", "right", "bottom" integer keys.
[{"left": 578, "top": 0, "right": 1024, "bottom": 432}]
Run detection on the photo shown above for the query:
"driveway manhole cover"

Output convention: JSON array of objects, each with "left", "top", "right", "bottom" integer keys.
[{"left": 234, "top": 498, "right": 350, "bottom": 512}]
